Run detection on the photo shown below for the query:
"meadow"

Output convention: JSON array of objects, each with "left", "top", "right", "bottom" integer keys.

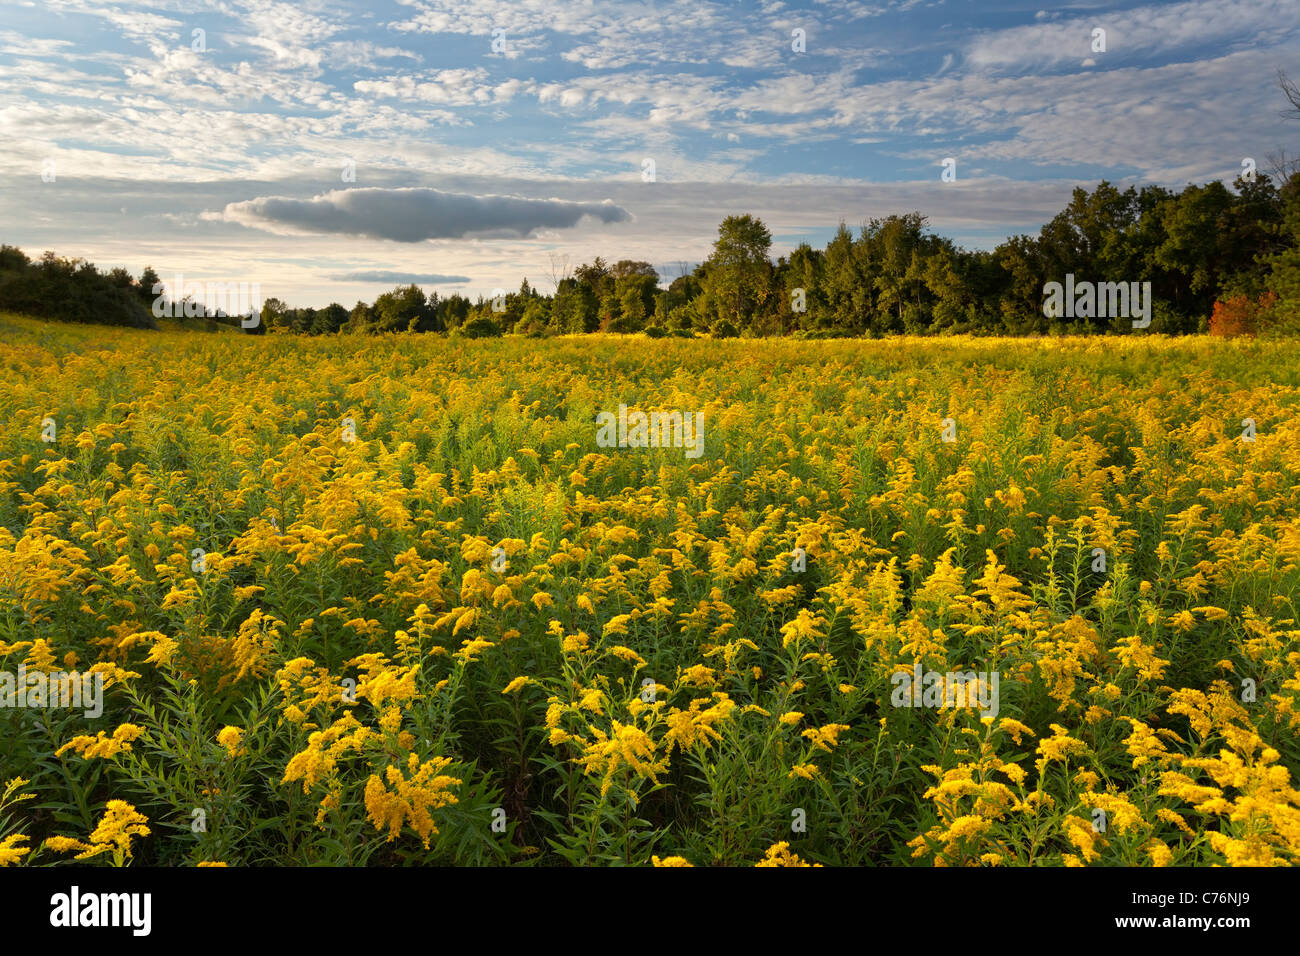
[{"left": 1, "top": 311, "right": 1298, "bottom": 867}]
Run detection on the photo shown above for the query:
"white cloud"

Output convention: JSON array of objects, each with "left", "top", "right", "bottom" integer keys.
[{"left": 964, "top": 0, "right": 1297, "bottom": 73}]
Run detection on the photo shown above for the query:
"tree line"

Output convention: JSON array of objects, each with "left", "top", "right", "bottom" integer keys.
[
  {"left": 4, "top": 170, "right": 1298, "bottom": 339},
  {"left": 0, "top": 247, "right": 160, "bottom": 330}
]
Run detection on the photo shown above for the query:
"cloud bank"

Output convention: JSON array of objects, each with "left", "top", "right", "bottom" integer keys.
[
  {"left": 327, "top": 270, "right": 472, "bottom": 284},
  {"left": 216, "top": 187, "right": 632, "bottom": 241}
]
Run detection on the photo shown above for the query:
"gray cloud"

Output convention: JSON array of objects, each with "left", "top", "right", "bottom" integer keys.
[
  {"left": 327, "top": 270, "right": 471, "bottom": 284},
  {"left": 215, "top": 187, "right": 632, "bottom": 241}
]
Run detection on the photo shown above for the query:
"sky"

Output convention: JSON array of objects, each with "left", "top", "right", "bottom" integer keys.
[{"left": 1, "top": 0, "right": 1297, "bottom": 309}]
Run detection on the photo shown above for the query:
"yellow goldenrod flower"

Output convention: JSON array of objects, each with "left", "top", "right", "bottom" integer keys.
[
  {"left": 755, "top": 841, "right": 821, "bottom": 867},
  {"left": 56, "top": 724, "right": 144, "bottom": 760},
  {"left": 364, "top": 754, "right": 461, "bottom": 849},
  {"left": 216, "top": 726, "right": 244, "bottom": 757},
  {"left": 0, "top": 834, "right": 31, "bottom": 866}
]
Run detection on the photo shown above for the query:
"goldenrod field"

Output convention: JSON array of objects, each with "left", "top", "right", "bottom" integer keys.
[{"left": 2, "top": 312, "right": 1299, "bottom": 867}]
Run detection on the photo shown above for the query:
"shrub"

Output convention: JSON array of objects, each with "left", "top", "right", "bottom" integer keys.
[
  {"left": 601, "top": 312, "right": 644, "bottom": 334},
  {"left": 459, "top": 316, "right": 502, "bottom": 338},
  {"left": 512, "top": 315, "right": 549, "bottom": 337}
]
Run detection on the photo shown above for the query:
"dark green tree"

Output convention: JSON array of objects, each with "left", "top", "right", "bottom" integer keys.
[{"left": 700, "top": 214, "right": 772, "bottom": 330}]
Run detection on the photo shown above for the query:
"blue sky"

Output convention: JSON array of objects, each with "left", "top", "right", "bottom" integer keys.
[{"left": 1, "top": 0, "right": 1297, "bottom": 308}]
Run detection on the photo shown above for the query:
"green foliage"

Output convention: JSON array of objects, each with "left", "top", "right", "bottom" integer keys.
[
  {"left": 699, "top": 214, "right": 773, "bottom": 329},
  {"left": 459, "top": 315, "right": 502, "bottom": 338},
  {"left": 0, "top": 247, "right": 156, "bottom": 330}
]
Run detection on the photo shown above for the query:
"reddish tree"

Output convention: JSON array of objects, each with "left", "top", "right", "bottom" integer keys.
[{"left": 1209, "top": 291, "right": 1277, "bottom": 337}]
